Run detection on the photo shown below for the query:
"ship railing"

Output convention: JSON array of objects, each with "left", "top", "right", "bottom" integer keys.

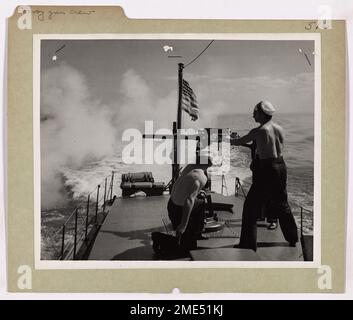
[
  {"left": 57, "top": 171, "right": 116, "bottom": 260},
  {"left": 234, "top": 177, "right": 250, "bottom": 198}
]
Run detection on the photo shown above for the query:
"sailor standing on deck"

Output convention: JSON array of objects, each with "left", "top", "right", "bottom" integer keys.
[
  {"left": 231, "top": 101, "right": 298, "bottom": 251},
  {"left": 168, "top": 155, "right": 213, "bottom": 251}
]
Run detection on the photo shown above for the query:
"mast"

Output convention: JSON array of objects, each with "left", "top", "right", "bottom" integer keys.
[
  {"left": 172, "top": 63, "right": 184, "bottom": 185},
  {"left": 177, "top": 63, "right": 184, "bottom": 130}
]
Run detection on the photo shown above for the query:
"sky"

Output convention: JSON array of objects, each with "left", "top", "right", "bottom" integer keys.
[{"left": 41, "top": 39, "right": 315, "bottom": 130}]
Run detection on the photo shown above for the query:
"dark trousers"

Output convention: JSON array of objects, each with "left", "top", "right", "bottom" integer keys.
[
  {"left": 239, "top": 157, "right": 298, "bottom": 251},
  {"left": 168, "top": 198, "right": 205, "bottom": 251},
  {"left": 250, "top": 160, "right": 276, "bottom": 222}
]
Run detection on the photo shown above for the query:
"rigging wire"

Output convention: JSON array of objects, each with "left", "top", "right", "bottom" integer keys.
[
  {"left": 55, "top": 44, "right": 66, "bottom": 54},
  {"left": 184, "top": 40, "right": 214, "bottom": 68}
]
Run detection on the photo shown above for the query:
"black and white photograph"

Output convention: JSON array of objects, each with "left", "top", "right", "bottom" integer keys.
[{"left": 35, "top": 34, "right": 319, "bottom": 265}]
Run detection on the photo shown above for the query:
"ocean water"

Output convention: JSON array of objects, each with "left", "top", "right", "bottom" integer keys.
[{"left": 41, "top": 113, "right": 314, "bottom": 259}]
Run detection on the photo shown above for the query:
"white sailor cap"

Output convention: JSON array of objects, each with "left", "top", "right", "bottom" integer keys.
[{"left": 257, "top": 101, "right": 276, "bottom": 116}]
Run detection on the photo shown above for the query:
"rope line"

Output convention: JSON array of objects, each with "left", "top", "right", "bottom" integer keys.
[{"left": 184, "top": 40, "right": 214, "bottom": 68}]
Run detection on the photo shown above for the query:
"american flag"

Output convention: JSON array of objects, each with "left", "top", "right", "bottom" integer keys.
[{"left": 182, "top": 79, "right": 199, "bottom": 121}]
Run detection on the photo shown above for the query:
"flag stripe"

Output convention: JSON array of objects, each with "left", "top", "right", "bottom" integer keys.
[{"left": 181, "top": 79, "right": 199, "bottom": 121}]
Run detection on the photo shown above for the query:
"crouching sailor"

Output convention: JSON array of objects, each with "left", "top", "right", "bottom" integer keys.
[{"left": 168, "top": 155, "right": 213, "bottom": 251}]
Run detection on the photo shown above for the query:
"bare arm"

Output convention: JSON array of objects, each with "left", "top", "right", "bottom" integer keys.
[
  {"left": 242, "top": 143, "right": 255, "bottom": 149},
  {"left": 231, "top": 128, "right": 259, "bottom": 146},
  {"left": 278, "top": 126, "right": 285, "bottom": 144},
  {"left": 177, "top": 180, "right": 201, "bottom": 234}
]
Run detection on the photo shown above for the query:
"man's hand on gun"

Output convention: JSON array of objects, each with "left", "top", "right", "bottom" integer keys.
[
  {"left": 230, "top": 131, "right": 241, "bottom": 140},
  {"left": 230, "top": 131, "right": 242, "bottom": 146}
]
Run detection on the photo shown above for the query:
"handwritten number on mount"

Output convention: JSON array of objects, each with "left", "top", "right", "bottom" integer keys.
[{"left": 305, "top": 21, "right": 319, "bottom": 31}]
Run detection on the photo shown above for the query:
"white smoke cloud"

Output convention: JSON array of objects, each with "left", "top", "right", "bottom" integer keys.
[
  {"left": 114, "top": 69, "right": 174, "bottom": 132},
  {"left": 41, "top": 64, "right": 117, "bottom": 209}
]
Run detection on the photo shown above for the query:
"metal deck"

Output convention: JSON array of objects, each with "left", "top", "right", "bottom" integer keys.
[{"left": 87, "top": 193, "right": 303, "bottom": 261}]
